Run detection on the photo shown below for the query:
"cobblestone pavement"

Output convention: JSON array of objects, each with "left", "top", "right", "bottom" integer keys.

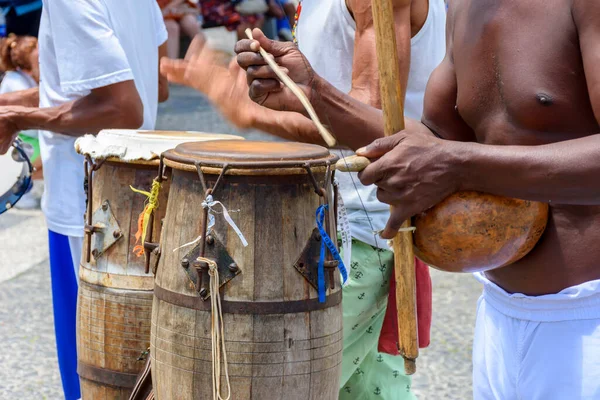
[{"left": 0, "top": 86, "right": 481, "bottom": 400}]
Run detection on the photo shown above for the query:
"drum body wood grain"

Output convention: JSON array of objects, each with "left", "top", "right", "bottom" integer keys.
[
  {"left": 76, "top": 130, "right": 243, "bottom": 399},
  {"left": 78, "top": 160, "right": 167, "bottom": 399},
  {"left": 151, "top": 141, "right": 343, "bottom": 400},
  {"left": 413, "top": 191, "right": 549, "bottom": 273}
]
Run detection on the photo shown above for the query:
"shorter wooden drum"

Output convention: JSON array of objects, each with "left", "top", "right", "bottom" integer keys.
[
  {"left": 75, "top": 130, "right": 243, "bottom": 399},
  {"left": 152, "top": 141, "right": 343, "bottom": 400}
]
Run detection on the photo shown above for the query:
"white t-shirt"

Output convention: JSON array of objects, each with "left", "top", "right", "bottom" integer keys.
[
  {"left": 0, "top": 70, "right": 36, "bottom": 94},
  {"left": 38, "top": 0, "right": 168, "bottom": 237},
  {"left": 0, "top": 70, "right": 39, "bottom": 138},
  {"left": 296, "top": 0, "right": 446, "bottom": 248}
]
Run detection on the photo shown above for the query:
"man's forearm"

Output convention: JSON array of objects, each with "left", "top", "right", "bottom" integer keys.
[
  {"left": 313, "top": 75, "right": 384, "bottom": 150},
  {"left": 459, "top": 134, "right": 600, "bottom": 205},
  {"left": 0, "top": 88, "right": 39, "bottom": 108},
  {"left": 6, "top": 91, "right": 142, "bottom": 137}
]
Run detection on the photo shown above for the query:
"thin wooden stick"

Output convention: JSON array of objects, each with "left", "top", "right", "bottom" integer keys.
[
  {"left": 245, "top": 28, "right": 337, "bottom": 147},
  {"left": 335, "top": 155, "right": 371, "bottom": 172},
  {"left": 371, "top": 0, "right": 419, "bottom": 374}
]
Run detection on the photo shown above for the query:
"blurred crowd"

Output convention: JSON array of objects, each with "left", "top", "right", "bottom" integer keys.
[
  {"left": 0, "top": 0, "right": 298, "bottom": 210},
  {"left": 157, "top": 0, "right": 297, "bottom": 58}
]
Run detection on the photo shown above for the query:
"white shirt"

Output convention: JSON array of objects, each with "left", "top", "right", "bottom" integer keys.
[
  {"left": 38, "top": 0, "right": 168, "bottom": 237},
  {"left": 0, "top": 70, "right": 38, "bottom": 138},
  {"left": 296, "top": 0, "right": 446, "bottom": 248}
]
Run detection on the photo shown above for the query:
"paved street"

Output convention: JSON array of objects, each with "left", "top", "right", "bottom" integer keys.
[{"left": 0, "top": 85, "right": 481, "bottom": 399}]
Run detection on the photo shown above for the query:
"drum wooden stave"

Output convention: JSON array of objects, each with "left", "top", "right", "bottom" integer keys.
[
  {"left": 76, "top": 130, "right": 243, "bottom": 399},
  {"left": 152, "top": 141, "right": 343, "bottom": 400}
]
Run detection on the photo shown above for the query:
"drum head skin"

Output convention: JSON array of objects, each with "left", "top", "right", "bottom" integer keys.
[
  {"left": 0, "top": 142, "right": 33, "bottom": 215},
  {"left": 164, "top": 141, "right": 334, "bottom": 165},
  {"left": 74, "top": 130, "right": 245, "bottom": 163}
]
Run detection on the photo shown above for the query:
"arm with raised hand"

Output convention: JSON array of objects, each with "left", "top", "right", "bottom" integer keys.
[
  {"left": 235, "top": 29, "right": 386, "bottom": 150},
  {"left": 160, "top": 35, "right": 327, "bottom": 145},
  {"left": 0, "top": 87, "right": 39, "bottom": 108},
  {"left": 0, "top": 80, "right": 143, "bottom": 154}
]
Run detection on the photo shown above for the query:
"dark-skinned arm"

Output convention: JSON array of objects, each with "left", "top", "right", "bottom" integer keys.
[
  {"left": 425, "top": 0, "right": 600, "bottom": 203},
  {"left": 235, "top": 0, "right": 413, "bottom": 150},
  {"left": 347, "top": 0, "right": 411, "bottom": 107},
  {"left": 0, "top": 87, "right": 39, "bottom": 108},
  {"left": 251, "top": 0, "right": 414, "bottom": 147},
  {"left": 0, "top": 80, "right": 143, "bottom": 153},
  {"left": 236, "top": 29, "right": 386, "bottom": 150},
  {"left": 455, "top": 0, "right": 600, "bottom": 203},
  {"left": 357, "top": 0, "right": 600, "bottom": 237}
]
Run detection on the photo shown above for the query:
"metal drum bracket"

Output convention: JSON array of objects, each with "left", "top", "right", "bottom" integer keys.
[
  {"left": 180, "top": 233, "right": 240, "bottom": 300},
  {"left": 89, "top": 200, "right": 123, "bottom": 259},
  {"left": 293, "top": 228, "right": 338, "bottom": 290}
]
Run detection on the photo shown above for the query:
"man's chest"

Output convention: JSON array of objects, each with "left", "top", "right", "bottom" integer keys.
[{"left": 450, "top": 0, "right": 594, "bottom": 140}]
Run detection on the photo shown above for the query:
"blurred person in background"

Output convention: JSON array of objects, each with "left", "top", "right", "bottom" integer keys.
[
  {"left": 158, "top": 0, "right": 203, "bottom": 59},
  {"left": 0, "top": 0, "right": 42, "bottom": 37},
  {"left": 201, "top": 0, "right": 265, "bottom": 40},
  {"left": 0, "top": 33, "right": 42, "bottom": 209},
  {"left": 265, "top": 0, "right": 295, "bottom": 41},
  {"left": 0, "top": 0, "right": 169, "bottom": 398}
]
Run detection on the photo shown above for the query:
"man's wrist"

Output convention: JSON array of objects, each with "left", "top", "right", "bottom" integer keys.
[
  {"left": 310, "top": 74, "right": 326, "bottom": 113},
  {"left": 4, "top": 106, "right": 28, "bottom": 132},
  {"left": 445, "top": 139, "right": 480, "bottom": 193}
]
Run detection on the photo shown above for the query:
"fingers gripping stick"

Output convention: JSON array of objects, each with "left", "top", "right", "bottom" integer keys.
[{"left": 244, "top": 28, "right": 337, "bottom": 147}]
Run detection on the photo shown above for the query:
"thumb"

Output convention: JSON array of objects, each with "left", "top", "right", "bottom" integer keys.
[
  {"left": 356, "top": 133, "right": 405, "bottom": 159},
  {"left": 250, "top": 28, "right": 293, "bottom": 57},
  {"left": 380, "top": 208, "right": 410, "bottom": 240}
]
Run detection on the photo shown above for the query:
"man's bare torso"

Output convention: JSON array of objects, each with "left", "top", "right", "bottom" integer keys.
[{"left": 447, "top": 0, "right": 600, "bottom": 295}]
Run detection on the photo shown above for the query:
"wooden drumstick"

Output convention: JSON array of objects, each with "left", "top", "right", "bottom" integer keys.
[
  {"left": 244, "top": 28, "right": 337, "bottom": 147},
  {"left": 371, "top": 0, "right": 419, "bottom": 374},
  {"left": 336, "top": 155, "right": 371, "bottom": 172}
]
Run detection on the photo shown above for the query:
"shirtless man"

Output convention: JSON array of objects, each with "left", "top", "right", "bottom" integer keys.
[
  {"left": 236, "top": 0, "right": 600, "bottom": 398},
  {"left": 162, "top": 1, "right": 444, "bottom": 397}
]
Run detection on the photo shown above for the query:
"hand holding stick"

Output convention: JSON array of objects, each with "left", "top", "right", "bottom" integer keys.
[{"left": 244, "top": 29, "right": 337, "bottom": 147}]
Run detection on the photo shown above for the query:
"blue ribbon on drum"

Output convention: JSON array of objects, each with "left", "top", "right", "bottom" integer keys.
[{"left": 316, "top": 205, "right": 348, "bottom": 303}]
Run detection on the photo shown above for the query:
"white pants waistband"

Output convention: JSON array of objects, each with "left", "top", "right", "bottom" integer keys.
[{"left": 474, "top": 272, "right": 600, "bottom": 322}]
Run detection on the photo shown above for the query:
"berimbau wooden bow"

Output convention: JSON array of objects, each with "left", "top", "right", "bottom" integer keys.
[{"left": 337, "top": 0, "right": 420, "bottom": 374}]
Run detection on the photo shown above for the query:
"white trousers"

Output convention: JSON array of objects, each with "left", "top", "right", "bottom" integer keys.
[{"left": 473, "top": 273, "right": 600, "bottom": 400}]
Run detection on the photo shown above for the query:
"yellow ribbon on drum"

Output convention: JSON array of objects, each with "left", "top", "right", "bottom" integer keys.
[{"left": 130, "top": 179, "right": 161, "bottom": 257}]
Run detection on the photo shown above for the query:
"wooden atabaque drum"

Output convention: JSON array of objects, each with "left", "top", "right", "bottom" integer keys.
[
  {"left": 75, "top": 130, "right": 243, "bottom": 399},
  {"left": 152, "top": 141, "right": 343, "bottom": 400},
  {"left": 413, "top": 191, "right": 549, "bottom": 273}
]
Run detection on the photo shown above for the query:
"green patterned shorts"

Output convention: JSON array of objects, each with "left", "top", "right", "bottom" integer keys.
[{"left": 338, "top": 239, "right": 416, "bottom": 400}]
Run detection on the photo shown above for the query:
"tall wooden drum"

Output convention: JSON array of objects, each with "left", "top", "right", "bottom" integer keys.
[
  {"left": 75, "top": 130, "right": 243, "bottom": 399},
  {"left": 152, "top": 141, "right": 344, "bottom": 400}
]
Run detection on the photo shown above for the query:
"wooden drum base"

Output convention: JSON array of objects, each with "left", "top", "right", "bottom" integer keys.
[
  {"left": 77, "top": 281, "right": 153, "bottom": 399},
  {"left": 150, "top": 294, "right": 343, "bottom": 400}
]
